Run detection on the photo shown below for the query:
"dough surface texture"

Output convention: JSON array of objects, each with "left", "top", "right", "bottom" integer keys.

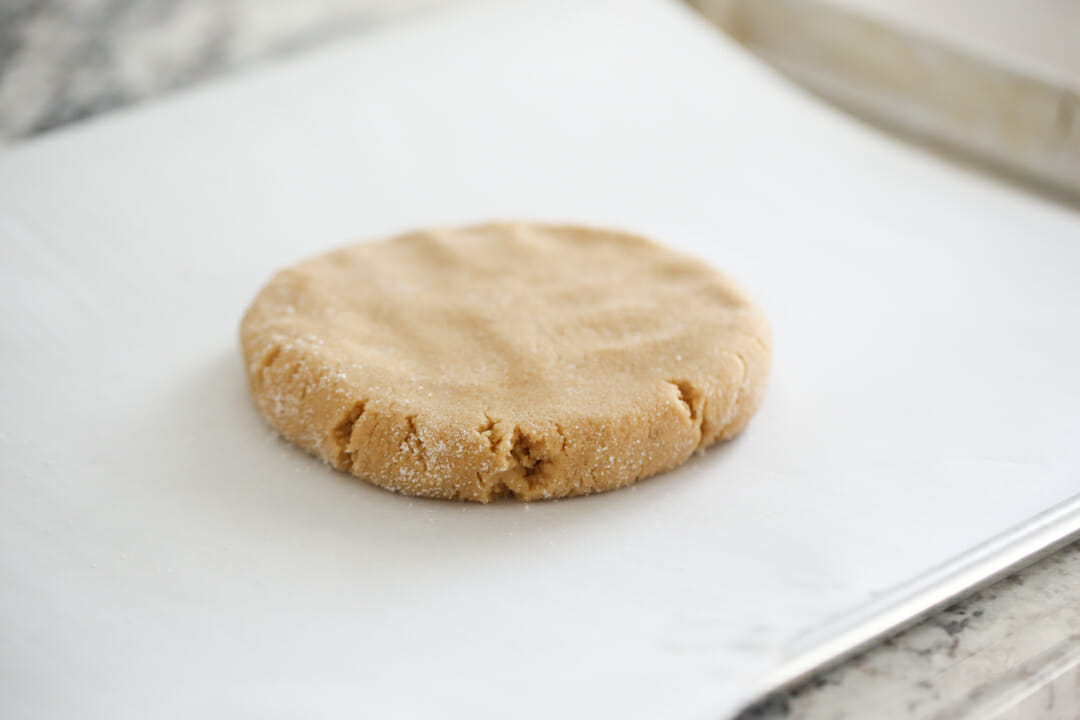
[{"left": 241, "top": 223, "right": 771, "bottom": 502}]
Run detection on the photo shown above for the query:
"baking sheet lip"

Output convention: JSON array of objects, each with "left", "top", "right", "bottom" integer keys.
[{"left": 733, "top": 492, "right": 1080, "bottom": 717}]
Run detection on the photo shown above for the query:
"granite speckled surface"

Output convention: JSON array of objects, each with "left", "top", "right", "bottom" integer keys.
[
  {"left": 739, "top": 543, "right": 1080, "bottom": 719},
  {"left": 2, "top": 2, "right": 1079, "bottom": 718}
]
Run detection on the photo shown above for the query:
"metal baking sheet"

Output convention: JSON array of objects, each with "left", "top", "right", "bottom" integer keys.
[{"left": 2, "top": 1, "right": 1079, "bottom": 717}]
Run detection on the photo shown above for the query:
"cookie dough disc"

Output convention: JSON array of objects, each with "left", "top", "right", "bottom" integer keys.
[{"left": 241, "top": 223, "right": 771, "bottom": 502}]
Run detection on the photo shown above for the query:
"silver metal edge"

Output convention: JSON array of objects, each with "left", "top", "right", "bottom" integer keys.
[
  {"left": 732, "top": 493, "right": 1080, "bottom": 716},
  {"left": 687, "top": 0, "right": 1080, "bottom": 204}
]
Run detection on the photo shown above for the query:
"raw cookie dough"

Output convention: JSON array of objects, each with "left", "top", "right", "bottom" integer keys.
[{"left": 240, "top": 223, "right": 771, "bottom": 502}]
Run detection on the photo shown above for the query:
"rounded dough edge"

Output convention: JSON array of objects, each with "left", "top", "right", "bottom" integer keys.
[{"left": 239, "top": 223, "right": 772, "bottom": 502}]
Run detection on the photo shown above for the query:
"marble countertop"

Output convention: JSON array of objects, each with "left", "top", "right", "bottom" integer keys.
[
  {"left": 0, "top": 0, "right": 444, "bottom": 141},
  {"left": 742, "top": 544, "right": 1080, "bottom": 720},
  {"left": 2, "top": 2, "right": 1079, "bottom": 718}
]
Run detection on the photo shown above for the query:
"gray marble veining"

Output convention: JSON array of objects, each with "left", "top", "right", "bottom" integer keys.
[
  {"left": 0, "top": 0, "right": 447, "bottom": 141},
  {"left": 740, "top": 542, "right": 1080, "bottom": 719}
]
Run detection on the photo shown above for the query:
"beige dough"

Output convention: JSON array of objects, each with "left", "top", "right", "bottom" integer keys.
[{"left": 240, "top": 223, "right": 771, "bottom": 502}]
